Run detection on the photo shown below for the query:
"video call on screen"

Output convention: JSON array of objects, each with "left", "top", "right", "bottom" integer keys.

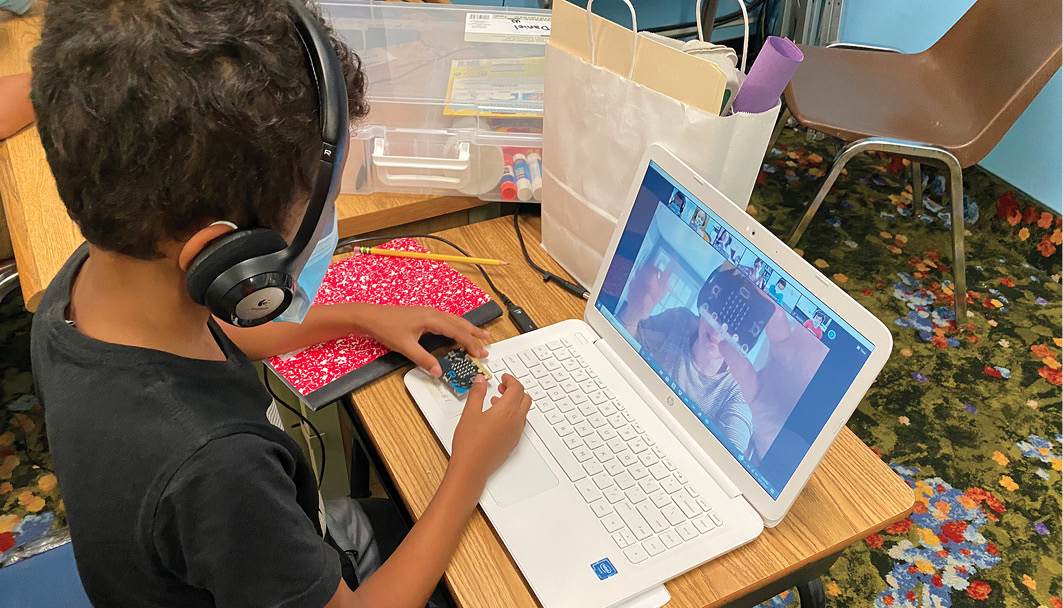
[{"left": 595, "top": 161, "right": 873, "bottom": 498}]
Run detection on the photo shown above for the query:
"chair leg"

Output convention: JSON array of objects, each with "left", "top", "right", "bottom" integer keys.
[
  {"left": 787, "top": 139, "right": 869, "bottom": 247},
  {"left": 765, "top": 103, "right": 793, "bottom": 159},
  {"left": 943, "top": 161, "right": 968, "bottom": 323},
  {"left": 796, "top": 577, "right": 827, "bottom": 608},
  {"left": 911, "top": 161, "right": 923, "bottom": 215},
  {"left": 786, "top": 135, "right": 968, "bottom": 322},
  {"left": 0, "top": 262, "right": 18, "bottom": 305}
]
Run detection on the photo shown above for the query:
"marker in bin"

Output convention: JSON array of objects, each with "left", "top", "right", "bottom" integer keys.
[
  {"left": 527, "top": 151, "right": 543, "bottom": 201},
  {"left": 512, "top": 153, "right": 533, "bottom": 202},
  {"left": 500, "top": 153, "right": 518, "bottom": 201}
]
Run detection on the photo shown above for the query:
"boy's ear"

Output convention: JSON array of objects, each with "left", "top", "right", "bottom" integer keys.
[{"left": 178, "top": 222, "right": 238, "bottom": 272}]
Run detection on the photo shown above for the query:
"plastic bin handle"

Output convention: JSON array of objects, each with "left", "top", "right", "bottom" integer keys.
[{"left": 372, "top": 138, "right": 471, "bottom": 188}]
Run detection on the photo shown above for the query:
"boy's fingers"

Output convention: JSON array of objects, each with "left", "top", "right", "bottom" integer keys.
[
  {"left": 448, "top": 311, "right": 491, "bottom": 340},
  {"left": 462, "top": 375, "right": 488, "bottom": 414},
  {"left": 407, "top": 342, "right": 441, "bottom": 377},
  {"left": 426, "top": 314, "right": 489, "bottom": 358},
  {"left": 498, "top": 376, "right": 526, "bottom": 404},
  {"left": 497, "top": 374, "right": 518, "bottom": 393}
]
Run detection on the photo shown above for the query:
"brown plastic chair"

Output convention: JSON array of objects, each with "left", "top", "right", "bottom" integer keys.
[{"left": 776, "top": 0, "right": 1062, "bottom": 321}]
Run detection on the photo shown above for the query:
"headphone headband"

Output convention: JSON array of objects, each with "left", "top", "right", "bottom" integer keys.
[
  {"left": 288, "top": 0, "right": 348, "bottom": 150},
  {"left": 186, "top": 0, "right": 349, "bottom": 327},
  {"left": 282, "top": 0, "right": 348, "bottom": 263}
]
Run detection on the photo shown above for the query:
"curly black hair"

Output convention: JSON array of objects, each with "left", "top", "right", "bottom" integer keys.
[{"left": 31, "top": 0, "right": 369, "bottom": 259}]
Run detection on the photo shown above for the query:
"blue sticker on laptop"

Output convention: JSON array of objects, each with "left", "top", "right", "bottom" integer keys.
[{"left": 591, "top": 558, "right": 618, "bottom": 580}]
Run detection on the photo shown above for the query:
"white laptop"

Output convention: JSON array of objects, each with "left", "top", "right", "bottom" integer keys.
[{"left": 405, "top": 145, "right": 892, "bottom": 608}]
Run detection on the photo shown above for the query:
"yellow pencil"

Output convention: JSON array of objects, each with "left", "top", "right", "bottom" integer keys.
[{"left": 357, "top": 247, "right": 509, "bottom": 266}]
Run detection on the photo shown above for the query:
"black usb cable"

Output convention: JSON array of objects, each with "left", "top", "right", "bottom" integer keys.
[{"left": 513, "top": 212, "right": 590, "bottom": 300}]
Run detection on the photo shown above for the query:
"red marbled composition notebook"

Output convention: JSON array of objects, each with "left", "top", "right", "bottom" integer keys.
[{"left": 266, "top": 238, "right": 502, "bottom": 409}]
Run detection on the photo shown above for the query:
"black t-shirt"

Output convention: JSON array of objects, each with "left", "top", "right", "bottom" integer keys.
[{"left": 30, "top": 245, "right": 342, "bottom": 607}]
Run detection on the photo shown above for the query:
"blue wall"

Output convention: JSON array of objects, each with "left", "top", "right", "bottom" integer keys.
[
  {"left": 568, "top": 0, "right": 752, "bottom": 44},
  {"left": 839, "top": 0, "right": 1062, "bottom": 212}
]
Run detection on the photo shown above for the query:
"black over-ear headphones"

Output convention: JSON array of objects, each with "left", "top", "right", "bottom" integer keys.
[{"left": 186, "top": 0, "right": 348, "bottom": 327}]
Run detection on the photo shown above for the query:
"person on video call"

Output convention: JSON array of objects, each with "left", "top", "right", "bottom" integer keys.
[
  {"left": 713, "top": 231, "right": 743, "bottom": 266},
  {"left": 690, "top": 210, "right": 707, "bottom": 230},
  {"left": 742, "top": 258, "right": 769, "bottom": 290},
  {"left": 618, "top": 264, "right": 755, "bottom": 455},
  {"left": 768, "top": 278, "right": 787, "bottom": 305},
  {"left": 668, "top": 190, "right": 686, "bottom": 215},
  {"left": 803, "top": 310, "right": 827, "bottom": 339}
]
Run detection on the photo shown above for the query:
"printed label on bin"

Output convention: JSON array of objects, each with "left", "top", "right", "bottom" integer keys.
[
  {"left": 444, "top": 58, "right": 544, "bottom": 117},
  {"left": 464, "top": 12, "right": 551, "bottom": 45}
]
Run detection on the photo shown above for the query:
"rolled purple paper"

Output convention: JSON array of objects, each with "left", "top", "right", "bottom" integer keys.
[{"left": 732, "top": 36, "right": 804, "bottom": 114}]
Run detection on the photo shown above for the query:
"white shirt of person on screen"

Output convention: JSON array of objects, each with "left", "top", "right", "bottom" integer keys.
[
  {"left": 618, "top": 265, "right": 754, "bottom": 455},
  {"left": 713, "top": 231, "right": 743, "bottom": 267}
]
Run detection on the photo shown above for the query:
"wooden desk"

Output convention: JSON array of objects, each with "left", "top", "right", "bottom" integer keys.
[
  {"left": 347, "top": 215, "right": 914, "bottom": 607},
  {"left": 0, "top": 7, "right": 489, "bottom": 311},
  {"left": 0, "top": 5, "right": 77, "bottom": 311}
]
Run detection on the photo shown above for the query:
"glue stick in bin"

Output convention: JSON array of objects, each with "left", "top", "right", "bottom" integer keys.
[
  {"left": 527, "top": 151, "right": 543, "bottom": 201},
  {"left": 500, "top": 153, "right": 517, "bottom": 201},
  {"left": 512, "top": 153, "right": 533, "bottom": 202}
]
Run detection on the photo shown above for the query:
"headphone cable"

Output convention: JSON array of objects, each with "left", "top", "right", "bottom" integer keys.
[{"left": 262, "top": 366, "right": 326, "bottom": 486}]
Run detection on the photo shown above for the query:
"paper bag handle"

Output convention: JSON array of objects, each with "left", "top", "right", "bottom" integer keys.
[
  {"left": 585, "top": 0, "right": 638, "bottom": 79},
  {"left": 696, "top": 0, "right": 750, "bottom": 73}
]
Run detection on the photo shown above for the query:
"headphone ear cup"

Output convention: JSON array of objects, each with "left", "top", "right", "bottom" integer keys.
[{"left": 186, "top": 229, "right": 288, "bottom": 305}]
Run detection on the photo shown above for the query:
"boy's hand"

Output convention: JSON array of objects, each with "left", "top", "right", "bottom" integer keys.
[
  {"left": 217, "top": 303, "right": 489, "bottom": 364},
  {"left": 346, "top": 374, "right": 531, "bottom": 608},
  {"left": 618, "top": 262, "right": 673, "bottom": 332},
  {"left": 367, "top": 306, "right": 490, "bottom": 377},
  {"left": 449, "top": 374, "right": 531, "bottom": 486}
]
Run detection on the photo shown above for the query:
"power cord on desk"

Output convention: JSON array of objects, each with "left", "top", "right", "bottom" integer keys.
[
  {"left": 512, "top": 212, "right": 589, "bottom": 300},
  {"left": 262, "top": 367, "right": 326, "bottom": 486},
  {"left": 336, "top": 233, "right": 539, "bottom": 333}
]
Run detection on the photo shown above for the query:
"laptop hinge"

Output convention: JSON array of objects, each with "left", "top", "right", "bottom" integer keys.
[{"left": 593, "top": 338, "right": 743, "bottom": 499}]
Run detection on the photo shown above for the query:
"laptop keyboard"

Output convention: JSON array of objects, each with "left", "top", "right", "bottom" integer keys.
[{"left": 485, "top": 334, "right": 724, "bottom": 566}]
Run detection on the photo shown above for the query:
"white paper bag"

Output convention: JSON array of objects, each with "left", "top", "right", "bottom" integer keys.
[{"left": 541, "top": 0, "right": 780, "bottom": 287}]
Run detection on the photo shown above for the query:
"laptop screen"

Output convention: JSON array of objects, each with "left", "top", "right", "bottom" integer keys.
[{"left": 594, "top": 160, "right": 874, "bottom": 499}]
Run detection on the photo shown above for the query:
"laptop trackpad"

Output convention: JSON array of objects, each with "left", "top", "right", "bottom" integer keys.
[{"left": 486, "top": 432, "right": 559, "bottom": 508}]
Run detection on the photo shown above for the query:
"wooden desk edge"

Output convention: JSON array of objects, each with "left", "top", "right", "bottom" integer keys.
[
  {"left": 706, "top": 441, "right": 914, "bottom": 606},
  {"left": 336, "top": 193, "right": 489, "bottom": 236},
  {"left": 0, "top": 140, "right": 46, "bottom": 311}
]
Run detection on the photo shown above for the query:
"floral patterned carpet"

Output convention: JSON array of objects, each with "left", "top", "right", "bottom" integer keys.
[
  {"left": 1, "top": 126, "right": 1060, "bottom": 607},
  {"left": 747, "top": 128, "right": 1062, "bottom": 608}
]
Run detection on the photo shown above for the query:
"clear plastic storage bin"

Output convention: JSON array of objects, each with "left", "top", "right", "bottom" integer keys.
[{"left": 321, "top": 1, "right": 550, "bottom": 202}]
